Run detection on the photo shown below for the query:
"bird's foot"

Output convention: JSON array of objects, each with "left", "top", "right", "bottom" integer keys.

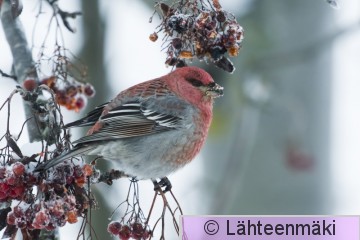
[{"left": 152, "top": 177, "right": 172, "bottom": 193}]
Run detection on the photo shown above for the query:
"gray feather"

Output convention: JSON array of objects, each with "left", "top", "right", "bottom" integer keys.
[{"left": 34, "top": 145, "right": 95, "bottom": 171}]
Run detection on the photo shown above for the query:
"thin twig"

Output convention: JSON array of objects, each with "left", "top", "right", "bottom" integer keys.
[{"left": 0, "top": 69, "right": 17, "bottom": 80}]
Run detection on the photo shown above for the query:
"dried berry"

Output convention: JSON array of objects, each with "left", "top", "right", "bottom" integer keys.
[
  {"left": 216, "top": 11, "right": 226, "bottom": 22},
  {"left": 172, "top": 38, "right": 182, "bottom": 49},
  {"left": 213, "top": 0, "right": 222, "bottom": 9},
  {"left": 165, "top": 57, "right": 177, "bottom": 66},
  {"left": 179, "top": 51, "right": 193, "bottom": 59},
  {"left": 82, "top": 164, "right": 93, "bottom": 177},
  {"left": 151, "top": 0, "right": 244, "bottom": 72},
  {"left": 168, "top": 14, "right": 189, "bottom": 33},
  {"left": 67, "top": 211, "right": 78, "bottom": 223},
  {"left": 160, "top": 3, "right": 172, "bottom": 16},
  {"left": 228, "top": 45, "right": 239, "bottom": 57},
  {"left": 149, "top": 32, "right": 158, "bottom": 42},
  {"left": 40, "top": 76, "right": 56, "bottom": 88}
]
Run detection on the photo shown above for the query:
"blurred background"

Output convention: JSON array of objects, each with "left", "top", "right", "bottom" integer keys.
[{"left": 1, "top": 0, "right": 360, "bottom": 239}]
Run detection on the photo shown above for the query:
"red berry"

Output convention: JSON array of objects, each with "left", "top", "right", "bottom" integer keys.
[
  {"left": 33, "top": 211, "right": 49, "bottom": 228},
  {"left": 66, "top": 175, "right": 74, "bottom": 184},
  {"left": 16, "top": 218, "right": 27, "bottom": 229},
  {"left": 0, "top": 191, "right": 7, "bottom": 200},
  {"left": 73, "top": 166, "right": 83, "bottom": 178},
  {"left": 51, "top": 204, "right": 65, "bottom": 217},
  {"left": 26, "top": 221, "right": 35, "bottom": 230},
  {"left": 40, "top": 76, "right": 56, "bottom": 89},
  {"left": 33, "top": 203, "right": 41, "bottom": 212},
  {"left": 67, "top": 211, "right": 78, "bottom": 224},
  {"left": 32, "top": 222, "right": 42, "bottom": 229},
  {"left": 12, "top": 162, "right": 25, "bottom": 176},
  {"left": 26, "top": 174, "right": 37, "bottom": 185},
  {"left": 75, "top": 97, "right": 85, "bottom": 111},
  {"left": 75, "top": 176, "right": 86, "bottom": 187},
  {"left": 23, "top": 79, "right": 38, "bottom": 91},
  {"left": 107, "top": 221, "right": 122, "bottom": 235},
  {"left": 119, "top": 225, "right": 131, "bottom": 240},
  {"left": 0, "top": 182, "right": 10, "bottom": 193},
  {"left": 13, "top": 206, "right": 24, "bottom": 218},
  {"left": 7, "top": 212, "right": 16, "bottom": 225},
  {"left": 66, "top": 85, "right": 78, "bottom": 97},
  {"left": 83, "top": 84, "right": 95, "bottom": 97},
  {"left": 45, "top": 223, "right": 56, "bottom": 231},
  {"left": 0, "top": 167, "right": 6, "bottom": 179},
  {"left": 6, "top": 174, "right": 18, "bottom": 185},
  {"left": 55, "top": 91, "right": 69, "bottom": 106},
  {"left": 82, "top": 164, "right": 93, "bottom": 177},
  {"left": 9, "top": 185, "right": 25, "bottom": 198},
  {"left": 142, "top": 230, "right": 152, "bottom": 239},
  {"left": 131, "top": 222, "right": 144, "bottom": 239}
]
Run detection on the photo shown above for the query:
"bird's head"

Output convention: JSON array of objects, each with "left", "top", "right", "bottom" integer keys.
[{"left": 166, "top": 66, "right": 223, "bottom": 107}]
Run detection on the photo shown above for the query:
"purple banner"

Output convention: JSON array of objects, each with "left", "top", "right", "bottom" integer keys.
[{"left": 181, "top": 216, "right": 359, "bottom": 240}]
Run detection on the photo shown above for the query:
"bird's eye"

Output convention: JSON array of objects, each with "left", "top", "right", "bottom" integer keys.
[
  {"left": 186, "top": 78, "right": 204, "bottom": 87},
  {"left": 207, "top": 82, "right": 216, "bottom": 88}
]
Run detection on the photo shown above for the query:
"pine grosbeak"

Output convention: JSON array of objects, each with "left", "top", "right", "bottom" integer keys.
[{"left": 35, "top": 66, "right": 223, "bottom": 190}]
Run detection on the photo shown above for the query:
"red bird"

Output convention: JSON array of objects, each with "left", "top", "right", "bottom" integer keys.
[{"left": 36, "top": 67, "right": 223, "bottom": 191}]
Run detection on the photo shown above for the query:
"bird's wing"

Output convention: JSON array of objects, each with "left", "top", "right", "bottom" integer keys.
[
  {"left": 64, "top": 102, "right": 109, "bottom": 128},
  {"left": 73, "top": 97, "right": 190, "bottom": 145}
]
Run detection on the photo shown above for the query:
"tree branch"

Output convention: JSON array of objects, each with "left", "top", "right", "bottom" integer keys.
[{"left": 1, "top": 0, "right": 43, "bottom": 142}]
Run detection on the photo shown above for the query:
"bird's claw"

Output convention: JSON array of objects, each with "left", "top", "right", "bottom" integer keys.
[{"left": 152, "top": 177, "right": 172, "bottom": 193}]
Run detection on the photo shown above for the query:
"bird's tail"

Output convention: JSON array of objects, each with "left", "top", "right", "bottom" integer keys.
[{"left": 34, "top": 145, "right": 95, "bottom": 172}]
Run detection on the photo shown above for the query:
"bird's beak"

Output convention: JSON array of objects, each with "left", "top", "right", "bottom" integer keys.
[{"left": 205, "top": 83, "right": 224, "bottom": 98}]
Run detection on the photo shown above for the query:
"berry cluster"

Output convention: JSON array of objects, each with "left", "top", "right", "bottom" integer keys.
[
  {"left": 2, "top": 160, "right": 95, "bottom": 231},
  {"left": 6, "top": 195, "right": 78, "bottom": 230},
  {"left": 151, "top": 0, "right": 244, "bottom": 73},
  {"left": 39, "top": 76, "right": 95, "bottom": 112},
  {"left": 46, "top": 163, "right": 94, "bottom": 188},
  {"left": 0, "top": 162, "right": 37, "bottom": 202},
  {"left": 107, "top": 221, "right": 152, "bottom": 240}
]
